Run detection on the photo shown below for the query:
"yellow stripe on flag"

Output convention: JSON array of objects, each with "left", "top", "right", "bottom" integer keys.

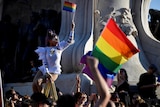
[
  {"left": 101, "top": 28, "right": 135, "bottom": 58},
  {"left": 96, "top": 36, "right": 128, "bottom": 64}
]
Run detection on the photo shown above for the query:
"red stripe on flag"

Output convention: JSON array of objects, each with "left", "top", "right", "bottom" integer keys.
[
  {"left": 106, "top": 18, "right": 140, "bottom": 55},
  {"left": 63, "top": 1, "right": 76, "bottom": 12}
]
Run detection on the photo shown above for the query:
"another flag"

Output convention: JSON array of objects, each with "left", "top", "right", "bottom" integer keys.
[
  {"left": 80, "top": 18, "right": 140, "bottom": 87},
  {"left": 63, "top": 1, "right": 77, "bottom": 12}
]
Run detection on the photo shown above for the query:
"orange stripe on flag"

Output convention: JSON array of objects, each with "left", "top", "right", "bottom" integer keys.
[
  {"left": 97, "top": 36, "right": 128, "bottom": 64},
  {"left": 64, "top": 1, "right": 76, "bottom": 9},
  {"left": 92, "top": 18, "right": 140, "bottom": 73},
  {"left": 106, "top": 18, "right": 139, "bottom": 55},
  {"left": 101, "top": 27, "right": 135, "bottom": 58}
]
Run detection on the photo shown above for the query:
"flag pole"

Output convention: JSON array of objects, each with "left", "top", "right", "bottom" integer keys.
[{"left": 72, "top": 10, "right": 76, "bottom": 23}]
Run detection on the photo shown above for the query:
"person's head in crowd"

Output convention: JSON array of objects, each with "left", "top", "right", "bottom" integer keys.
[
  {"left": 5, "top": 88, "right": 22, "bottom": 101},
  {"left": 31, "top": 92, "right": 52, "bottom": 107},
  {"left": 21, "top": 95, "right": 32, "bottom": 107},
  {"left": 56, "top": 94, "right": 75, "bottom": 107},
  {"left": 148, "top": 64, "right": 157, "bottom": 74},
  {"left": 46, "top": 29, "right": 59, "bottom": 46},
  {"left": 110, "top": 92, "right": 120, "bottom": 102},
  {"left": 114, "top": 102, "right": 125, "bottom": 107},
  {"left": 21, "top": 99, "right": 32, "bottom": 107},
  {"left": 131, "top": 93, "right": 145, "bottom": 106},
  {"left": 106, "top": 100, "right": 116, "bottom": 107},
  {"left": 117, "top": 68, "right": 128, "bottom": 82},
  {"left": 74, "top": 92, "right": 87, "bottom": 106}
]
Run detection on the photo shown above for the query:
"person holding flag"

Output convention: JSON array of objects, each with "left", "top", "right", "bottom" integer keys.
[
  {"left": 32, "top": 1, "right": 77, "bottom": 100},
  {"left": 32, "top": 21, "right": 75, "bottom": 95}
]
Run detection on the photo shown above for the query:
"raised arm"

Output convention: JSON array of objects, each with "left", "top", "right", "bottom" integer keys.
[
  {"left": 86, "top": 56, "right": 111, "bottom": 107},
  {"left": 71, "top": 21, "right": 75, "bottom": 31},
  {"left": 67, "top": 21, "right": 75, "bottom": 44},
  {"left": 76, "top": 75, "right": 81, "bottom": 93}
]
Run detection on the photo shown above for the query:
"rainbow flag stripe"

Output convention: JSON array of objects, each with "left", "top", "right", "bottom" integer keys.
[
  {"left": 92, "top": 18, "right": 140, "bottom": 73},
  {"left": 80, "top": 18, "right": 139, "bottom": 87},
  {"left": 63, "top": 1, "right": 77, "bottom": 12},
  {"left": 80, "top": 51, "right": 117, "bottom": 87}
]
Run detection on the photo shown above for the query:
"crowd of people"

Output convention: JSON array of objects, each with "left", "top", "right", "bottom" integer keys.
[
  {"left": 4, "top": 60, "right": 160, "bottom": 107},
  {"left": 1, "top": 7, "right": 160, "bottom": 107}
]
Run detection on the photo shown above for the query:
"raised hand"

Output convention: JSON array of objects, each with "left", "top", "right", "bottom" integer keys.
[{"left": 71, "top": 21, "right": 75, "bottom": 31}]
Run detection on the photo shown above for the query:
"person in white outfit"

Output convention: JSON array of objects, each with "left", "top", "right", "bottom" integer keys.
[{"left": 32, "top": 22, "right": 75, "bottom": 93}]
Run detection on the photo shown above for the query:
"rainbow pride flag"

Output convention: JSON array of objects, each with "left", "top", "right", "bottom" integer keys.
[
  {"left": 92, "top": 18, "right": 140, "bottom": 73},
  {"left": 80, "top": 51, "right": 116, "bottom": 87},
  {"left": 80, "top": 18, "right": 140, "bottom": 87},
  {"left": 63, "top": 1, "right": 77, "bottom": 12}
]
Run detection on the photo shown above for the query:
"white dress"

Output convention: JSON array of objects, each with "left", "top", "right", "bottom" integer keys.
[{"left": 35, "top": 31, "right": 74, "bottom": 75}]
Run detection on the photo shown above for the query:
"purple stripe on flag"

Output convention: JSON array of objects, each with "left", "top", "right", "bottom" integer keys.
[{"left": 80, "top": 51, "right": 116, "bottom": 87}]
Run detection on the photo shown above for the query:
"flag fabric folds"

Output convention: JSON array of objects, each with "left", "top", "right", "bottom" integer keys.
[
  {"left": 92, "top": 18, "right": 140, "bottom": 73},
  {"left": 80, "top": 18, "right": 140, "bottom": 87},
  {"left": 63, "top": 1, "right": 77, "bottom": 12},
  {"left": 80, "top": 51, "right": 116, "bottom": 87}
]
